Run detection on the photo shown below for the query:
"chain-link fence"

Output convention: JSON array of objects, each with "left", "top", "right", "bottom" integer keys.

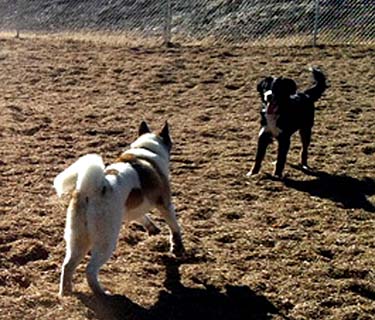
[{"left": 0, "top": 0, "right": 374, "bottom": 46}]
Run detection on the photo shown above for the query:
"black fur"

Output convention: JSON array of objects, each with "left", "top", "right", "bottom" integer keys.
[
  {"left": 139, "top": 120, "right": 151, "bottom": 136},
  {"left": 160, "top": 122, "right": 172, "bottom": 152},
  {"left": 250, "top": 68, "right": 327, "bottom": 178}
]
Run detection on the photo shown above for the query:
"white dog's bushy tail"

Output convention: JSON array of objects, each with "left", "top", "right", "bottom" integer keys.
[
  {"left": 54, "top": 154, "right": 105, "bottom": 198},
  {"left": 55, "top": 154, "right": 106, "bottom": 297}
]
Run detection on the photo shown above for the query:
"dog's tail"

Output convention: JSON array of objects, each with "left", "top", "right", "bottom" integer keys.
[
  {"left": 54, "top": 154, "right": 105, "bottom": 198},
  {"left": 55, "top": 154, "right": 106, "bottom": 273},
  {"left": 304, "top": 67, "right": 327, "bottom": 102}
]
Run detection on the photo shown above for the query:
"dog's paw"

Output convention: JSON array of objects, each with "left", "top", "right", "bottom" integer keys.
[
  {"left": 172, "top": 247, "right": 185, "bottom": 258},
  {"left": 58, "top": 288, "right": 72, "bottom": 298},
  {"left": 171, "top": 243, "right": 186, "bottom": 258},
  {"left": 148, "top": 226, "right": 161, "bottom": 236},
  {"left": 298, "top": 163, "right": 315, "bottom": 174},
  {"left": 301, "top": 164, "right": 313, "bottom": 171},
  {"left": 102, "top": 289, "right": 114, "bottom": 297},
  {"left": 59, "top": 283, "right": 73, "bottom": 298},
  {"left": 272, "top": 172, "right": 284, "bottom": 180},
  {"left": 246, "top": 169, "right": 259, "bottom": 177},
  {"left": 90, "top": 288, "right": 111, "bottom": 299}
]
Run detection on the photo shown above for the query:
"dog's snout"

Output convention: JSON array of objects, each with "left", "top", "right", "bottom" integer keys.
[{"left": 264, "top": 90, "right": 273, "bottom": 103}]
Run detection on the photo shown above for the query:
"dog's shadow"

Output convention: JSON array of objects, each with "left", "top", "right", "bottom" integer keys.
[
  {"left": 78, "top": 256, "right": 280, "bottom": 320},
  {"left": 284, "top": 167, "right": 375, "bottom": 212}
]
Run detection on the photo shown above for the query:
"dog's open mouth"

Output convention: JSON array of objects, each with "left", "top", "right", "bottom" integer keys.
[{"left": 266, "top": 101, "right": 278, "bottom": 114}]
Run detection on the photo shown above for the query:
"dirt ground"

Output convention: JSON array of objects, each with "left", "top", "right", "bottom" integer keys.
[{"left": 0, "top": 34, "right": 374, "bottom": 320}]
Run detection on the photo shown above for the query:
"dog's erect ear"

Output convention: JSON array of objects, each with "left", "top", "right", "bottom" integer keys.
[
  {"left": 160, "top": 121, "right": 170, "bottom": 140},
  {"left": 139, "top": 120, "right": 151, "bottom": 136},
  {"left": 283, "top": 78, "right": 297, "bottom": 95},
  {"left": 159, "top": 122, "right": 172, "bottom": 150}
]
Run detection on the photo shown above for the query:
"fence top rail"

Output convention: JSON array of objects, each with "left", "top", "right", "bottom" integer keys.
[{"left": 0, "top": 0, "right": 373, "bottom": 46}]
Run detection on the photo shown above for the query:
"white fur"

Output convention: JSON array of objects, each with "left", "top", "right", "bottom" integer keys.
[
  {"left": 54, "top": 154, "right": 105, "bottom": 198},
  {"left": 263, "top": 90, "right": 272, "bottom": 102},
  {"left": 126, "top": 148, "right": 169, "bottom": 178},
  {"left": 262, "top": 90, "right": 282, "bottom": 137},
  {"left": 55, "top": 130, "right": 183, "bottom": 297},
  {"left": 130, "top": 133, "right": 170, "bottom": 176}
]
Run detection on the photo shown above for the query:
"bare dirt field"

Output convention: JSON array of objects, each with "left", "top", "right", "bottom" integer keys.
[{"left": 0, "top": 34, "right": 374, "bottom": 320}]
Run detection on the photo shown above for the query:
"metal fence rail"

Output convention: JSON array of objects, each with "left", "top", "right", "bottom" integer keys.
[{"left": 0, "top": 0, "right": 374, "bottom": 46}]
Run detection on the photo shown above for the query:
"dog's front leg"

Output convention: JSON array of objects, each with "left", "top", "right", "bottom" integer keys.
[
  {"left": 299, "top": 127, "right": 312, "bottom": 170},
  {"left": 274, "top": 135, "right": 291, "bottom": 178},
  {"left": 137, "top": 214, "right": 161, "bottom": 236},
  {"left": 247, "top": 128, "right": 272, "bottom": 176}
]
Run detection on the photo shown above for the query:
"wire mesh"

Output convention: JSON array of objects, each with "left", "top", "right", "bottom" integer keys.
[{"left": 0, "top": 0, "right": 373, "bottom": 45}]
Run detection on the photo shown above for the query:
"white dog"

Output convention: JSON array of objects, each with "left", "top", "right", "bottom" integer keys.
[{"left": 54, "top": 121, "right": 185, "bottom": 297}]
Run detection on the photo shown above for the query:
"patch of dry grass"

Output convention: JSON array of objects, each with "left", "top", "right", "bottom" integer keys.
[{"left": 0, "top": 34, "right": 374, "bottom": 320}]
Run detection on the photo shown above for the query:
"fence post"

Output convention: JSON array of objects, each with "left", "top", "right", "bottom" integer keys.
[
  {"left": 14, "top": 0, "right": 20, "bottom": 38},
  {"left": 163, "top": 0, "right": 172, "bottom": 45},
  {"left": 313, "top": 0, "right": 320, "bottom": 46}
]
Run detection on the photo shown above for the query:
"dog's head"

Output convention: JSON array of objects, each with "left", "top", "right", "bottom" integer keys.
[
  {"left": 257, "top": 76, "right": 297, "bottom": 113},
  {"left": 131, "top": 121, "right": 172, "bottom": 158},
  {"left": 257, "top": 76, "right": 274, "bottom": 103}
]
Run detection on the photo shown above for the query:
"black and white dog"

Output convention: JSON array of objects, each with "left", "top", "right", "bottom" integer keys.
[{"left": 247, "top": 68, "right": 327, "bottom": 178}]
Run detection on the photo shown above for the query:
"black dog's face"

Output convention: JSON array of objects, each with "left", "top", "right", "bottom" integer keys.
[
  {"left": 257, "top": 77, "right": 274, "bottom": 104},
  {"left": 257, "top": 77, "right": 297, "bottom": 109}
]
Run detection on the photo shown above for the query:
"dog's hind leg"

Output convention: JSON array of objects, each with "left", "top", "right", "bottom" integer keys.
[
  {"left": 86, "top": 251, "right": 112, "bottom": 296},
  {"left": 299, "top": 127, "right": 312, "bottom": 169},
  {"left": 157, "top": 203, "right": 185, "bottom": 257},
  {"left": 59, "top": 236, "right": 90, "bottom": 297},
  {"left": 59, "top": 192, "right": 90, "bottom": 297},
  {"left": 137, "top": 215, "right": 161, "bottom": 236},
  {"left": 86, "top": 222, "right": 121, "bottom": 296},
  {"left": 248, "top": 128, "right": 272, "bottom": 176}
]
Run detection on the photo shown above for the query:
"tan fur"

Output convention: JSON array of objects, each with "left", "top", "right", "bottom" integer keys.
[
  {"left": 68, "top": 191, "right": 88, "bottom": 236},
  {"left": 115, "top": 153, "right": 136, "bottom": 163},
  {"left": 117, "top": 155, "right": 171, "bottom": 208},
  {"left": 133, "top": 159, "right": 170, "bottom": 207},
  {"left": 104, "top": 169, "right": 120, "bottom": 176}
]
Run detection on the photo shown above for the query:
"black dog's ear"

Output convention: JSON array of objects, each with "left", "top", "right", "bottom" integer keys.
[
  {"left": 139, "top": 120, "right": 151, "bottom": 136},
  {"left": 257, "top": 77, "right": 273, "bottom": 93},
  {"left": 283, "top": 78, "right": 297, "bottom": 95},
  {"left": 159, "top": 121, "right": 172, "bottom": 150}
]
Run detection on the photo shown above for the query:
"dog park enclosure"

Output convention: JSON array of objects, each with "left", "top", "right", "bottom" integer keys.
[
  {"left": 0, "top": 1, "right": 374, "bottom": 320},
  {"left": 0, "top": 0, "right": 374, "bottom": 45}
]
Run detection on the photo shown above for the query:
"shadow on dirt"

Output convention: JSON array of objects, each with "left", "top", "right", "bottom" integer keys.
[
  {"left": 78, "top": 257, "right": 280, "bottom": 320},
  {"left": 284, "top": 168, "right": 375, "bottom": 212}
]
